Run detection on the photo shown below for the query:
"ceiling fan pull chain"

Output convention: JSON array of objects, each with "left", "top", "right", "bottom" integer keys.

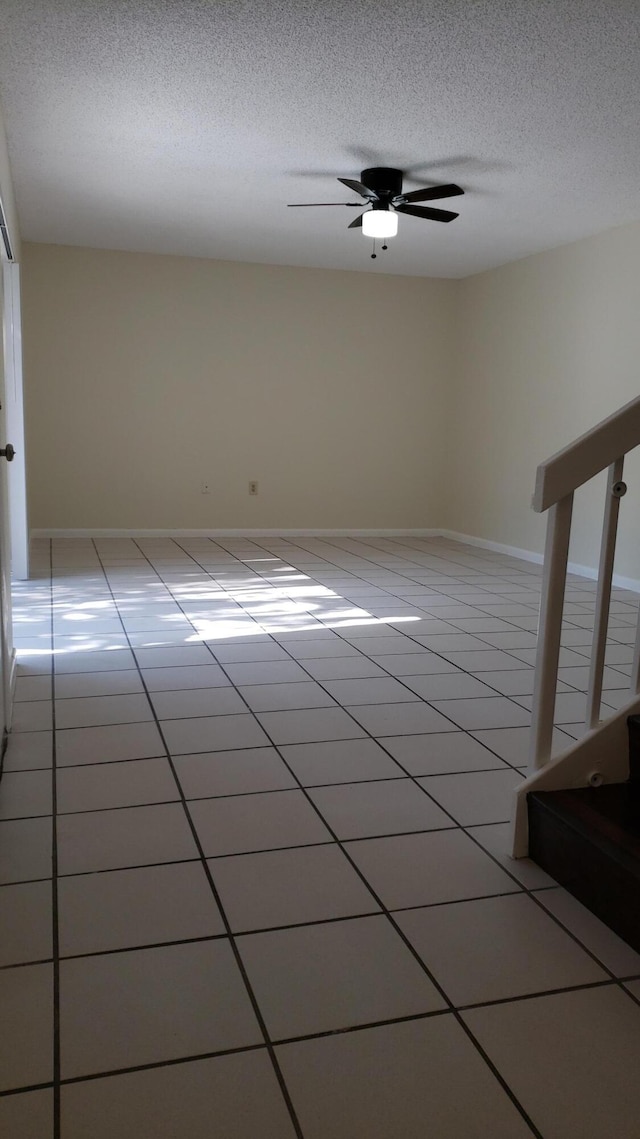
[{"left": 371, "top": 238, "right": 377, "bottom": 259}]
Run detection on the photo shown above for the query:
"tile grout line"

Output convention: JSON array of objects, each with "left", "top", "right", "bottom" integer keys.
[
  {"left": 87, "top": 538, "right": 307, "bottom": 1139},
  {"left": 262, "top": 544, "right": 640, "bottom": 978},
  {"left": 1, "top": 961, "right": 638, "bottom": 1101},
  {"left": 48, "top": 538, "right": 61, "bottom": 1139},
  {"left": 119, "top": 535, "right": 537, "bottom": 1129},
  {"left": 23, "top": 543, "right": 636, "bottom": 910},
  {"left": 256, "top": 530, "right": 625, "bottom": 725},
  {"left": 11, "top": 535, "right": 640, "bottom": 1128},
  {"left": 265, "top": 539, "right": 640, "bottom": 990},
  {"left": 167, "top": 536, "right": 528, "bottom": 779},
  {"left": 0, "top": 763, "right": 521, "bottom": 822},
  {"left": 8, "top": 879, "right": 634, "bottom": 970},
  {"left": 243, "top": 533, "right": 559, "bottom": 770},
  {"left": 158, "top": 537, "right": 638, "bottom": 988},
  {"left": 162, "top": 542, "right": 534, "bottom": 838},
  {"left": 174, "top": 539, "right": 640, "bottom": 1019},
  {"left": 29, "top": 528, "right": 619, "bottom": 751},
  {"left": 144, "top": 537, "right": 546, "bottom": 1137}
]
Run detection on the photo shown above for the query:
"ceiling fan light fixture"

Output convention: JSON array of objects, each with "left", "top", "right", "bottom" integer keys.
[{"left": 362, "top": 209, "right": 398, "bottom": 238}]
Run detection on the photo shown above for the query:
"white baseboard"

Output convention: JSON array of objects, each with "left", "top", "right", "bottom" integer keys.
[
  {"left": 30, "top": 528, "right": 443, "bottom": 540},
  {"left": 438, "top": 529, "right": 545, "bottom": 567},
  {"left": 440, "top": 529, "right": 640, "bottom": 594}
]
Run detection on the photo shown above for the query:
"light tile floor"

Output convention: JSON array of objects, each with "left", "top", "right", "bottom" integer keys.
[{"left": 2, "top": 534, "right": 640, "bottom": 1137}]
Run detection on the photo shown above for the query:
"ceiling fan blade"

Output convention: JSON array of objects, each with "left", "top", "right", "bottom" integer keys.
[
  {"left": 287, "top": 202, "right": 362, "bottom": 207},
  {"left": 395, "top": 204, "right": 459, "bottom": 223},
  {"left": 400, "top": 183, "right": 464, "bottom": 204},
  {"left": 338, "top": 177, "right": 378, "bottom": 199},
  {"left": 348, "top": 213, "right": 364, "bottom": 229}
]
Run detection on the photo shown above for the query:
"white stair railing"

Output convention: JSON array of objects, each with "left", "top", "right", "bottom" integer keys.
[{"left": 529, "top": 394, "right": 640, "bottom": 773}]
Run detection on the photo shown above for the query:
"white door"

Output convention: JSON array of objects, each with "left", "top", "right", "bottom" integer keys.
[
  {"left": 3, "top": 262, "right": 28, "bottom": 581},
  {"left": 0, "top": 257, "right": 16, "bottom": 737}
]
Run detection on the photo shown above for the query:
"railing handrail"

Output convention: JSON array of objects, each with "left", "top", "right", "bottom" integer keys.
[{"left": 532, "top": 393, "right": 640, "bottom": 513}]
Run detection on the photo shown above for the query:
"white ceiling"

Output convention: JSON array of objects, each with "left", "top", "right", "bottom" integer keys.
[{"left": 1, "top": 0, "right": 640, "bottom": 278}]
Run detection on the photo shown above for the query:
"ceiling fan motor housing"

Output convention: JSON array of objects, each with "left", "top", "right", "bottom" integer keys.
[{"left": 361, "top": 167, "right": 403, "bottom": 200}]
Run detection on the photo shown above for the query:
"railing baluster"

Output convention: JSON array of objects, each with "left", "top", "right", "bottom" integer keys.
[
  {"left": 585, "top": 458, "right": 625, "bottom": 730},
  {"left": 529, "top": 493, "right": 574, "bottom": 772}
]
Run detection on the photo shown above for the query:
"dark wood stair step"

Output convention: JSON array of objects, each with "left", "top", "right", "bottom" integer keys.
[{"left": 528, "top": 784, "right": 640, "bottom": 954}]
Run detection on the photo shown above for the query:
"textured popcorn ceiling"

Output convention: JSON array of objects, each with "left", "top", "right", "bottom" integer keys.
[{"left": 1, "top": 0, "right": 640, "bottom": 277}]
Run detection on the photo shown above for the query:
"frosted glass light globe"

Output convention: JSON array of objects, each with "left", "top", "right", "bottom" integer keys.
[{"left": 362, "top": 210, "right": 398, "bottom": 238}]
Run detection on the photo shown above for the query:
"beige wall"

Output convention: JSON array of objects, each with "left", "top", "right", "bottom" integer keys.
[
  {"left": 450, "top": 222, "right": 640, "bottom": 579},
  {"left": 22, "top": 243, "right": 455, "bottom": 530},
  {"left": 22, "top": 222, "right": 640, "bottom": 576}
]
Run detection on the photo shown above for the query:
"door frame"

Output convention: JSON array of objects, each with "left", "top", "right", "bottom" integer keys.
[
  {"left": 3, "top": 260, "right": 28, "bottom": 581},
  {"left": 0, "top": 260, "right": 15, "bottom": 740}
]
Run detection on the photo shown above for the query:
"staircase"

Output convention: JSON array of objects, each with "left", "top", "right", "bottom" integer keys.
[
  {"left": 510, "top": 395, "right": 640, "bottom": 952},
  {"left": 527, "top": 715, "right": 640, "bottom": 953},
  {"left": 512, "top": 394, "right": 640, "bottom": 862}
]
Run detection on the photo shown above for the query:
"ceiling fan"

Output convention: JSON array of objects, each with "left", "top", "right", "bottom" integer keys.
[{"left": 287, "top": 167, "right": 464, "bottom": 246}]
